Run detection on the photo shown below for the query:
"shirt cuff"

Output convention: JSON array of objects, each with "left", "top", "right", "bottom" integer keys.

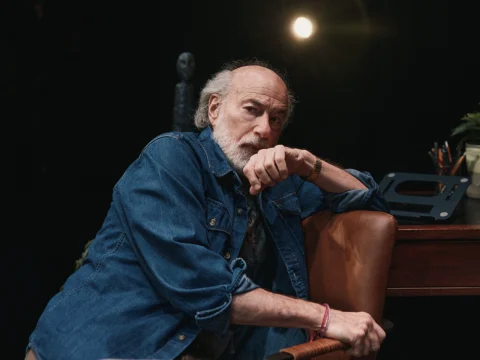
[
  {"left": 326, "top": 169, "right": 390, "bottom": 213},
  {"left": 194, "top": 258, "right": 258, "bottom": 336}
]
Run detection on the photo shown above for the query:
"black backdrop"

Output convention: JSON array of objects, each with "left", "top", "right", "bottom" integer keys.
[{"left": 13, "top": 0, "right": 480, "bottom": 358}]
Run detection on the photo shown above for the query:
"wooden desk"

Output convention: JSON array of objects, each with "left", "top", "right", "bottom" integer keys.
[{"left": 387, "top": 197, "right": 480, "bottom": 296}]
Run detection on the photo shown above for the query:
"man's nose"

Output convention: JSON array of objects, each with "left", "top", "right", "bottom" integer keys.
[{"left": 253, "top": 113, "right": 272, "bottom": 139}]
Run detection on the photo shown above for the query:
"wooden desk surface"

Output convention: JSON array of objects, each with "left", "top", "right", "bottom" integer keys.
[
  {"left": 397, "top": 224, "right": 480, "bottom": 240},
  {"left": 387, "top": 197, "right": 480, "bottom": 297}
]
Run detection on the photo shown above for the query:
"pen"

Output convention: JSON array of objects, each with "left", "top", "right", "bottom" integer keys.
[
  {"left": 438, "top": 149, "right": 444, "bottom": 173},
  {"left": 445, "top": 141, "right": 453, "bottom": 164},
  {"left": 450, "top": 152, "right": 466, "bottom": 176},
  {"left": 434, "top": 141, "right": 439, "bottom": 162},
  {"left": 441, "top": 147, "right": 451, "bottom": 171}
]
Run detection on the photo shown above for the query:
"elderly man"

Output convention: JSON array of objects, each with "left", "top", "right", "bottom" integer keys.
[{"left": 26, "top": 60, "right": 389, "bottom": 360}]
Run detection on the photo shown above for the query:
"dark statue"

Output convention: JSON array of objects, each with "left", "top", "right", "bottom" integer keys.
[{"left": 172, "top": 52, "right": 196, "bottom": 132}]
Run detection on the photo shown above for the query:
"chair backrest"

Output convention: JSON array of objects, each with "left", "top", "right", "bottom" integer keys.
[{"left": 302, "top": 210, "right": 397, "bottom": 360}]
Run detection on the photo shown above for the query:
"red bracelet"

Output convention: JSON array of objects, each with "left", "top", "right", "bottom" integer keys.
[{"left": 310, "top": 303, "right": 330, "bottom": 342}]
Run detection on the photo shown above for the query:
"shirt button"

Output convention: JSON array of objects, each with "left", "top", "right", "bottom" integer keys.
[
  {"left": 178, "top": 334, "right": 186, "bottom": 341},
  {"left": 236, "top": 208, "right": 243, "bottom": 215},
  {"left": 224, "top": 252, "right": 231, "bottom": 260},
  {"left": 209, "top": 218, "right": 216, "bottom": 226}
]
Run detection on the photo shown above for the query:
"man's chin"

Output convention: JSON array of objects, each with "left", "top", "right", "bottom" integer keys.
[
  {"left": 226, "top": 155, "right": 250, "bottom": 175},
  {"left": 241, "top": 144, "right": 263, "bottom": 155}
]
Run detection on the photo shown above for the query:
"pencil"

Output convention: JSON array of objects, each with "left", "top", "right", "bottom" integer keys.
[
  {"left": 445, "top": 141, "right": 453, "bottom": 164},
  {"left": 450, "top": 152, "right": 466, "bottom": 176}
]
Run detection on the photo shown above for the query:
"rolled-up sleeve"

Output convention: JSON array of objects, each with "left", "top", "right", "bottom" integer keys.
[
  {"left": 325, "top": 169, "right": 390, "bottom": 213},
  {"left": 293, "top": 169, "right": 390, "bottom": 219},
  {"left": 113, "top": 136, "right": 254, "bottom": 336},
  {"left": 195, "top": 259, "right": 258, "bottom": 334}
]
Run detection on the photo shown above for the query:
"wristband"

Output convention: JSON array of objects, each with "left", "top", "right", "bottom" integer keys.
[{"left": 310, "top": 303, "right": 330, "bottom": 342}]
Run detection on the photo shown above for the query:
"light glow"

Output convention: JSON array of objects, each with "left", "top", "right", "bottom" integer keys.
[{"left": 293, "top": 17, "right": 313, "bottom": 39}]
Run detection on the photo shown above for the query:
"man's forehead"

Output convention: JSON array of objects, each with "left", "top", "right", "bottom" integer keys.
[{"left": 230, "top": 66, "right": 288, "bottom": 105}]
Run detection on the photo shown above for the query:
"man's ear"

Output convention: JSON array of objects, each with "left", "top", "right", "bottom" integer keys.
[{"left": 208, "top": 94, "right": 221, "bottom": 128}]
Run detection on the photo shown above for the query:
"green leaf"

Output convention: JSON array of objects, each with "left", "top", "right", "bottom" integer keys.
[
  {"left": 461, "top": 112, "right": 480, "bottom": 123},
  {"left": 452, "top": 122, "right": 472, "bottom": 136},
  {"left": 452, "top": 109, "right": 480, "bottom": 139}
]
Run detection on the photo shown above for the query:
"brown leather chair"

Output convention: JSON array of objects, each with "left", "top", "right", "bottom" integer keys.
[{"left": 267, "top": 209, "right": 397, "bottom": 360}]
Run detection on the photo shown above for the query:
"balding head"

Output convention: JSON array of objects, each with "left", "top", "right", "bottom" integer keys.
[
  {"left": 194, "top": 60, "right": 296, "bottom": 130},
  {"left": 229, "top": 65, "right": 289, "bottom": 106}
]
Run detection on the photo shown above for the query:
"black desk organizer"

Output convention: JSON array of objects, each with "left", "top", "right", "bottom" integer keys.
[{"left": 378, "top": 172, "right": 471, "bottom": 224}]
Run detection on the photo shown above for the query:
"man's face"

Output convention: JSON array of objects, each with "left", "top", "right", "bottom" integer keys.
[{"left": 210, "top": 66, "right": 289, "bottom": 173}]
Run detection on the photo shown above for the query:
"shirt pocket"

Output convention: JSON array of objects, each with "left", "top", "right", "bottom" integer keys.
[
  {"left": 272, "top": 192, "right": 304, "bottom": 253},
  {"left": 273, "top": 192, "right": 302, "bottom": 216},
  {"left": 205, "top": 197, "right": 232, "bottom": 255}
]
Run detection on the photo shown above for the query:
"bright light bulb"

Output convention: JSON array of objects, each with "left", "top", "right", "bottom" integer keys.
[{"left": 293, "top": 17, "right": 313, "bottom": 38}]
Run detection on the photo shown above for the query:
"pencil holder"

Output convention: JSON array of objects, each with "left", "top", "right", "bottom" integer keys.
[{"left": 465, "top": 143, "right": 480, "bottom": 199}]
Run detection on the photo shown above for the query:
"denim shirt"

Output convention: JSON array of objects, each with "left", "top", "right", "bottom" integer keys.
[{"left": 27, "top": 127, "right": 389, "bottom": 360}]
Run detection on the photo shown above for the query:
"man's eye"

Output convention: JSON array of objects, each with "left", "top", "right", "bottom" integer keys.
[
  {"left": 245, "top": 106, "right": 258, "bottom": 114},
  {"left": 271, "top": 117, "right": 283, "bottom": 125}
]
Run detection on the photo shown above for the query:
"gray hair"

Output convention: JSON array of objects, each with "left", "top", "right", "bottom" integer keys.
[
  {"left": 194, "top": 70, "right": 232, "bottom": 130},
  {"left": 193, "top": 59, "right": 296, "bottom": 130}
]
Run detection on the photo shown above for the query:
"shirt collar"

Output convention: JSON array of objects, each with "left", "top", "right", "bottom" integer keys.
[
  {"left": 198, "top": 127, "right": 296, "bottom": 203},
  {"left": 199, "top": 126, "right": 235, "bottom": 178}
]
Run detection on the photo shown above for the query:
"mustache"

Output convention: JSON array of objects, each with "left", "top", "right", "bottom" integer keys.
[{"left": 239, "top": 135, "right": 269, "bottom": 149}]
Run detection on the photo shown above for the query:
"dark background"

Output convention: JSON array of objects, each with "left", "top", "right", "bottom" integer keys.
[{"left": 12, "top": 0, "right": 479, "bottom": 358}]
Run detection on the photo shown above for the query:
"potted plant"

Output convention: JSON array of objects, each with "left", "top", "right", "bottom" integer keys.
[{"left": 451, "top": 104, "right": 480, "bottom": 199}]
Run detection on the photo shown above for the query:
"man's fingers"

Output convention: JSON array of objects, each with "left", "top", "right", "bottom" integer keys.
[
  {"left": 274, "top": 145, "right": 288, "bottom": 180},
  {"left": 369, "top": 329, "right": 381, "bottom": 353},
  {"left": 373, "top": 321, "right": 386, "bottom": 342},
  {"left": 264, "top": 148, "right": 280, "bottom": 181},
  {"left": 362, "top": 334, "right": 371, "bottom": 356},
  {"left": 243, "top": 155, "right": 263, "bottom": 194},
  {"left": 346, "top": 326, "right": 367, "bottom": 357},
  {"left": 242, "top": 146, "right": 293, "bottom": 195},
  {"left": 326, "top": 311, "right": 385, "bottom": 357},
  {"left": 254, "top": 150, "right": 275, "bottom": 187},
  {"left": 347, "top": 345, "right": 364, "bottom": 358}
]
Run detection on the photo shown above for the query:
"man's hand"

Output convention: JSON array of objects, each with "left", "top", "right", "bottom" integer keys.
[
  {"left": 232, "top": 288, "right": 386, "bottom": 357},
  {"left": 243, "top": 145, "right": 314, "bottom": 195},
  {"left": 325, "top": 309, "right": 386, "bottom": 357}
]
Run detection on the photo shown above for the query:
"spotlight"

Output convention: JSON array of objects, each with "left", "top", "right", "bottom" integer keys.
[{"left": 292, "top": 17, "right": 313, "bottom": 39}]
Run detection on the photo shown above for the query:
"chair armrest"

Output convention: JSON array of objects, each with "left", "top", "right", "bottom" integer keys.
[
  {"left": 267, "top": 210, "right": 397, "bottom": 360},
  {"left": 265, "top": 338, "right": 348, "bottom": 360}
]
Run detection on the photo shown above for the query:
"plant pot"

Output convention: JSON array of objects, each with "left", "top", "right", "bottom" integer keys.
[{"left": 465, "top": 142, "right": 480, "bottom": 199}]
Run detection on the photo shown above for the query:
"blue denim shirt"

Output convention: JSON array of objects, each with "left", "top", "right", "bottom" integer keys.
[{"left": 27, "top": 127, "right": 389, "bottom": 360}]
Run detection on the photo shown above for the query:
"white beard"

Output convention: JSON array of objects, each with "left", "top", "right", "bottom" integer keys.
[{"left": 212, "top": 117, "right": 268, "bottom": 174}]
